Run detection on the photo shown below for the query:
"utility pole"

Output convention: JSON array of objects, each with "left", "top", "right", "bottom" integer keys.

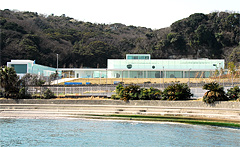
[
  {"left": 57, "top": 54, "right": 58, "bottom": 96},
  {"left": 163, "top": 66, "right": 164, "bottom": 89},
  {"left": 218, "top": 63, "right": 221, "bottom": 85},
  {"left": 122, "top": 70, "right": 123, "bottom": 84},
  {"left": 188, "top": 68, "right": 191, "bottom": 87}
]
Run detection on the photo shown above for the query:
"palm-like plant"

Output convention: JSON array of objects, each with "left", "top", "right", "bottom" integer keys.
[
  {"left": 0, "top": 66, "right": 19, "bottom": 98},
  {"left": 227, "top": 86, "right": 240, "bottom": 100},
  {"left": 202, "top": 82, "right": 228, "bottom": 104},
  {"left": 162, "top": 82, "right": 193, "bottom": 100},
  {"left": 139, "top": 87, "right": 162, "bottom": 100},
  {"left": 120, "top": 84, "right": 141, "bottom": 102},
  {"left": 116, "top": 84, "right": 124, "bottom": 96}
]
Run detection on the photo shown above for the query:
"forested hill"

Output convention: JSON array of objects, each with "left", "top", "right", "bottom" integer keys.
[{"left": 1, "top": 9, "right": 239, "bottom": 68}]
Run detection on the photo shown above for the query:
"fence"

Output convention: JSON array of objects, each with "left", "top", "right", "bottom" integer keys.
[
  {"left": 26, "top": 83, "right": 238, "bottom": 99},
  {"left": 27, "top": 85, "right": 116, "bottom": 98}
]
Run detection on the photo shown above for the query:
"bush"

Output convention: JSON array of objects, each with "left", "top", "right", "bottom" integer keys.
[
  {"left": 0, "top": 89, "right": 4, "bottom": 97},
  {"left": 0, "top": 66, "right": 20, "bottom": 98},
  {"left": 202, "top": 82, "right": 228, "bottom": 104},
  {"left": 17, "top": 87, "right": 32, "bottom": 99},
  {"left": 120, "top": 84, "right": 141, "bottom": 102},
  {"left": 161, "top": 82, "right": 193, "bottom": 100},
  {"left": 139, "top": 87, "right": 162, "bottom": 100},
  {"left": 116, "top": 84, "right": 124, "bottom": 96},
  {"left": 227, "top": 86, "right": 240, "bottom": 100},
  {"left": 111, "top": 94, "right": 120, "bottom": 100},
  {"left": 114, "top": 84, "right": 162, "bottom": 101},
  {"left": 43, "top": 89, "right": 55, "bottom": 99}
]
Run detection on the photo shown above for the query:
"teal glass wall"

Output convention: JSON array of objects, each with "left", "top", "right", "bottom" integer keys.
[
  {"left": 108, "top": 59, "right": 224, "bottom": 70},
  {"left": 126, "top": 54, "right": 150, "bottom": 60},
  {"left": 30, "top": 63, "right": 57, "bottom": 76},
  {"left": 11, "top": 64, "right": 27, "bottom": 74}
]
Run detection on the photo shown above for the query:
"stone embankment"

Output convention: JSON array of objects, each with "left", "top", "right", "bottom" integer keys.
[{"left": 0, "top": 99, "right": 240, "bottom": 122}]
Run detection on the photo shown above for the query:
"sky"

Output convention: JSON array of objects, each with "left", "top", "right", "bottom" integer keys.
[{"left": 1, "top": 0, "right": 239, "bottom": 29}]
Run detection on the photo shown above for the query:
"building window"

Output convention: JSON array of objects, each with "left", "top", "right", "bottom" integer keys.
[
  {"left": 127, "top": 64, "right": 132, "bottom": 69},
  {"left": 127, "top": 56, "right": 133, "bottom": 59},
  {"left": 170, "top": 74, "right": 175, "bottom": 78},
  {"left": 11, "top": 64, "right": 27, "bottom": 74}
]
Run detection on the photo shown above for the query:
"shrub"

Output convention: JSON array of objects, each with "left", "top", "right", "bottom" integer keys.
[
  {"left": 161, "top": 82, "right": 193, "bottom": 100},
  {"left": 116, "top": 84, "right": 124, "bottom": 96},
  {"left": 202, "top": 82, "right": 228, "bottom": 104},
  {"left": 17, "top": 87, "right": 32, "bottom": 99},
  {"left": 119, "top": 84, "right": 141, "bottom": 102},
  {"left": 114, "top": 84, "right": 161, "bottom": 101},
  {"left": 139, "top": 87, "right": 162, "bottom": 100},
  {"left": 0, "top": 66, "right": 19, "bottom": 98},
  {"left": 0, "top": 89, "right": 4, "bottom": 97},
  {"left": 43, "top": 89, "right": 55, "bottom": 99},
  {"left": 111, "top": 94, "right": 120, "bottom": 100},
  {"left": 227, "top": 86, "right": 240, "bottom": 100}
]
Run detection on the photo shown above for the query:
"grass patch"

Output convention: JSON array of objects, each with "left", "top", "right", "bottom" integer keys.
[{"left": 87, "top": 114, "right": 240, "bottom": 128}]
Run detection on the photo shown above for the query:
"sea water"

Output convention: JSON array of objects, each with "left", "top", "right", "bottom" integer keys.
[{"left": 0, "top": 118, "right": 239, "bottom": 147}]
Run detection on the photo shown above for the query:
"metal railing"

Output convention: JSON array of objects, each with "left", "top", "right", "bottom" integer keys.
[{"left": 26, "top": 83, "right": 239, "bottom": 99}]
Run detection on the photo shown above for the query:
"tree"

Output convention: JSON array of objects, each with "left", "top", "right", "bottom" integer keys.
[
  {"left": 229, "top": 46, "right": 240, "bottom": 64},
  {"left": 167, "top": 33, "right": 186, "bottom": 54},
  {"left": 227, "top": 62, "right": 236, "bottom": 86},
  {"left": 119, "top": 85, "right": 141, "bottom": 102},
  {"left": 161, "top": 82, "right": 193, "bottom": 101},
  {"left": 227, "top": 86, "right": 240, "bottom": 100},
  {"left": 20, "top": 73, "right": 45, "bottom": 86},
  {"left": 0, "top": 66, "right": 19, "bottom": 98},
  {"left": 202, "top": 82, "right": 228, "bottom": 104},
  {"left": 139, "top": 87, "right": 162, "bottom": 100},
  {"left": 49, "top": 71, "right": 58, "bottom": 84},
  {"left": 228, "top": 62, "right": 236, "bottom": 76},
  {"left": 17, "top": 87, "right": 32, "bottom": 99},
  {"left": 43, "top": 88, "right": 55, "bottom": 99},
  {"left": 115, "top": 84, "right": 124, "bottom": 96}
]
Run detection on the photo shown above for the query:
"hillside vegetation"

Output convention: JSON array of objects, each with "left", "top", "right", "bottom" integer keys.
[{"left": 1, "top": 9, "right": 239, "bottom": 68}]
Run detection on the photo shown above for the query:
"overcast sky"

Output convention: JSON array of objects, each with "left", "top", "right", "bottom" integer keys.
[{"left": 1, "top": 0, "right": 239, "bottom": 29}]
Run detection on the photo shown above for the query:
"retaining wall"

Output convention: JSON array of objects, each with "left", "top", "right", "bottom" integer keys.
[{"left": 0, "top": 99, "right": 239, "bottom": 109}]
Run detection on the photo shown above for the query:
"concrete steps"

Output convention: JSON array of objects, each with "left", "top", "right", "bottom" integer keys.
[{"left": 1, "top": 104, "right": 240, "bottom": 121}]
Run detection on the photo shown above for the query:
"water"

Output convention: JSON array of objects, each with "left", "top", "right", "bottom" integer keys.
[{"left": 0, "top": 118, "right": 239, "bottom": 147}]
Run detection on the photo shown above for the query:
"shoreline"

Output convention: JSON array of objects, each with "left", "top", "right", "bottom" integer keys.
[
  {"left": 1, "top": 99, "right": 240, "bottom": 128},
  {"left": 1, "top": 114, "right": 240, "bottom": 129}
]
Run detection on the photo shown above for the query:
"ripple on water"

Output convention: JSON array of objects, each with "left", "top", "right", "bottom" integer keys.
[{"left": 0, "top": 118, "right": 239, "bottom": 147}]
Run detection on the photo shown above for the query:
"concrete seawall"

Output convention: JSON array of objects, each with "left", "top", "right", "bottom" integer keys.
[
  {"left": 1, "top": 99, "right": 240, "bottom": 122},
  {"left": 0, "top": 99, "right": 240, "bottom": 109}
]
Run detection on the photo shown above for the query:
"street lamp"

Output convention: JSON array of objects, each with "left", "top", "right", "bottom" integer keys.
[
  {"left": 188, "top": 68, "right": 191, "bottom": 87},
  {"left": 122, "top": 70, "right": 123, "bottom": 84},
  {"left": 57, "top": 54, "right": 58, "bottom": 85},
  {"left": 57, "top": 54, "right": 58, "bottom": 97},
  {"left": 218, "top": 62, "right": 221, "bottom": 85},
  {"left": 163, "top": 66, "right": 164, "bottom": 89},
  {"left": 213, "top": 63, "right": 221, "bottom": 85},
  {"left": 106, "top": 69, "right": 107, "bottom": 85}
]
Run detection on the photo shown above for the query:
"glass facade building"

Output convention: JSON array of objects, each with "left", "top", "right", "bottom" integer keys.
[
  {"left": 107, "top": 54, "right": 224, "bottom": 78},
  {"left": 7, "top": 54, "right": 225, "bottom": 79},
  {"left": 7, "top": 60, "right": 58, "bottom": 78}
]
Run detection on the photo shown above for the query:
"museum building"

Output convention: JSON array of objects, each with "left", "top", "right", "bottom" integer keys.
[{"left": 7, "top": 54, "right": 224, "bottom": 79}]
